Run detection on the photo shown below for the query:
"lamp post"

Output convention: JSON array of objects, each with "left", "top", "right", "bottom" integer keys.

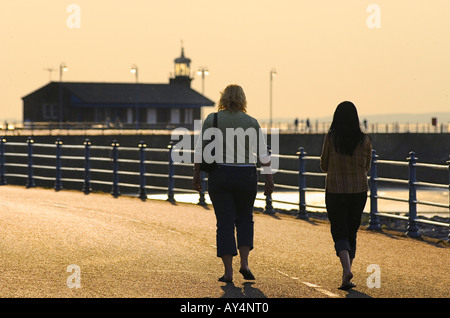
[
  {"left": 270, "top": 68, "right": 277, "bottom": 128},
  {"left": 44, "top": 67, "right": 56, "bottom": 81},
  {"left": 197, "top": 67, "right": 209, "bottom": 94},
  {"left": 196, "top": 66, "right": 210, "bottom": 203},
  {"left": 130, "top": 65, "right": 139, "bottom": 83},
  {"left": 197, "top": 67, "right": 209, "bottom": 121},
  {"left": 130, "top": 65, "right": 139, "bottom": 129},
  {"left": 59, "top": 63, "right": 68, "bottom": 129},
  {"left": 60, "top": 63, "right": 68, "bottom": 81}
]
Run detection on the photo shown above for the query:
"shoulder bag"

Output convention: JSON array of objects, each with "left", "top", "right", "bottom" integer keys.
[{"left": 199, "top": 112, "right": 218, "bottom": 173}]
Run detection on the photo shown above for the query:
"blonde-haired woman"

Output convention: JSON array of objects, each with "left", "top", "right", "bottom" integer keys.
[{"left": 194, "top": 84, "right": 274, "bottom": 283}]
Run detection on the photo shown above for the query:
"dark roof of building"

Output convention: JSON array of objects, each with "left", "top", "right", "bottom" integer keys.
[
  {"left": 23, "top": 81, "right": 215, "bottom": 108},
  {"left": 174, "top": 47, "right": 191, "bottom": 64}
]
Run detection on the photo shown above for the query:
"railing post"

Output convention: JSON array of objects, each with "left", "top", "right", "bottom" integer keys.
[
  {"left": 82, "top": 138, "right": 92, "bottom": 194},
  {"left": 26, "top": 137, "right": 35, "bottom": 188},
  {"left": 296, "top": 147, "right": 309, "bottom": 220},
  {"left": 264, "top": 146, "right": 275, "bottom": 215},
  {"left": 54, "top": 138, "right": 63, "bottom": 191},
  {"left": 167, "top": 141, "right": 175, "bottom": 203},
  {"left": 368, "top": 149, "right": 381, "bottom": 230},
  {"left": 0, "top": 137, "right": 6, "bottom": 185},
  {"left": 406, "top": 151, "right": 420, "bottom": 238},
  {"left": 197, "top": 171, "right": 207, "bottom": 206},
  {"left": 447, "top": 155, "right": 450, "bottom": 243},
  {"left": 138, "top": 141, "right": 147, "bottom": 201},
  {"left": 111, "top": 140, "right": 120, "bottom": 198},
  {"left": 264, "top": 193, "right": 275, "bottom": 215}
]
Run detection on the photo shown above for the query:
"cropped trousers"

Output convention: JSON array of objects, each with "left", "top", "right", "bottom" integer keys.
[
  {"left": 208, "top": 165, "right": 257, "bottom": 257},
  {"left": 325, "top": 192, "right": 367, "bottom": 259}
]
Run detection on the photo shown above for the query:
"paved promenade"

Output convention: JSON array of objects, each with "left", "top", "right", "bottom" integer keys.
[{"left": 0, "top": 185, "right": 448, "bottom": 299}]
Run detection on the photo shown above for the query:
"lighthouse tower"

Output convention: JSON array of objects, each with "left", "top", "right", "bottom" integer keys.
[{"left": 170, "top": 46, "right": 192, "bottom": 86}]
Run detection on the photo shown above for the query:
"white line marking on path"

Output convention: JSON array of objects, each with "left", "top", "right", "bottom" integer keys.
[
  {"left": 272, "top": 268, "right": 340, "bottom": 298},
  {"left": 311, "top": 286, "right": 340, "bottom": 298}
]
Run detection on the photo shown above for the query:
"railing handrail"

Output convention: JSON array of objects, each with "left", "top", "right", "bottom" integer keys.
[
  {"left": 2, "top": 120, "right": 450, "bottom": 135},
  {"left": 0, "top": 137, "right": 448, "bottom": 241}
]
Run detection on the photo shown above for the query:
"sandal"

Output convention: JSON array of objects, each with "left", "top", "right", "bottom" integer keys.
[
  {"left": 338, "top": 282, "right": 356, "bottom": 290},
  {"left": 239, "top": 268, "right": 255, "bottom": 280},
  {"left": 218, "top": 275, "right": 232, "bottom": 283}
]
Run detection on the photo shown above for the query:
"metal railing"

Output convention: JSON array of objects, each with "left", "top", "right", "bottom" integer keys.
[
  {"left": 259, "top": 121, "right": 450, "bottom": 134},
  {"left": 291, "top": 147, "right": 449, "bottom": 240},
  {"left": 1, "top": 120, "right": 449, "bottom": 135},
  {"left": 0, "top": 137, "right": 448, "bottom": 241}
]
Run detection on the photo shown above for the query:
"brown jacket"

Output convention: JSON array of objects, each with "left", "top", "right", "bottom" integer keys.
[{"left": 320, "top": 133, "right": 372, "bottom": 193}]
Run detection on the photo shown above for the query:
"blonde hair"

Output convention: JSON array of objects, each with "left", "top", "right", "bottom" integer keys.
[{"left": 218, "top": 84, "right": 247, "bottom": 112}]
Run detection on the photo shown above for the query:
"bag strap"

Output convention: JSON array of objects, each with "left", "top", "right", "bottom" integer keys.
[
  {"left": 213, "top": 112, "right": 218, "bottom": 128},
  {"left": 210, "top": 113, "right": 218, "bottom": 157}
]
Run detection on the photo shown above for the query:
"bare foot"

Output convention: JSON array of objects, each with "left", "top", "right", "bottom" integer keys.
[
  {"left": 342, "top": 271, "right": 353, "bottom": 285},
  {"left": 338, "top": 271, "right": 355, "bottom": 290}
]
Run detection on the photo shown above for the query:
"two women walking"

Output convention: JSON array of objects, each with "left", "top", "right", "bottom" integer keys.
[{"left": 194, "top": 85, "right": 371, "bottom": 291}]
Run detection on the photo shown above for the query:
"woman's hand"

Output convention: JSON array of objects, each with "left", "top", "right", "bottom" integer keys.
[
  {"left": 261, "top": 161, "right": 274, "bottom": 196},
  {"left": 193, "top": 163, "right": 202, "bottom": 192},
  {"left": 264, "top": 174, "right": 274, "bottom": 196}
]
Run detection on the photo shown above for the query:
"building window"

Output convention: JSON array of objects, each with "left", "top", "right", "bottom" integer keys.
[
  {"left": 185, "top": 109, "right": 193, "bottom": 124},
  {"left": 170, "top": 108, "right": 180, "bottom": 124},
  {"left": 126, "top": 108, "right": 133, "bottom": 124},
  {"left": 147, "top": 109, "right": 156, "bottom": 124},
  {"left": 42, "top": 103, "right": 58, "bottom": 120},
  {"left": 175, "top": 63, "right": 189, "bottom": 77}
]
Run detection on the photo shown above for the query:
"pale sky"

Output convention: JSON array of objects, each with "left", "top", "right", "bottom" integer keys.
[{"left": 1, "top": 0, "right": 449, "bottom": 123}]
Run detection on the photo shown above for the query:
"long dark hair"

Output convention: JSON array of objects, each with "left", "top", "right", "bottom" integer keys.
[{"left": 328, "top": 101, "right": 365, "bottom": 156}]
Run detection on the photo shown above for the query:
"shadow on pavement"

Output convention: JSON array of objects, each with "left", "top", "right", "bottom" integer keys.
[
  {"left": 220, "top": 282, "right": 267, "bottom": 298},
  {"left": 344, "top": 288, "right": 372, "bottom": 298}
]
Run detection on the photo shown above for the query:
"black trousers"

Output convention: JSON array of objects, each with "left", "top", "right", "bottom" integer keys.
[
  {"left": 325, "top": 192, "right": 367, "bottom": 259},
  {"left": 208, "top": 165, "right": 257, "bottom": 257}
]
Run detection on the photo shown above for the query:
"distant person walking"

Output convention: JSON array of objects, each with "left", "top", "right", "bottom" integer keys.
[
  {"left": 193, "top": 84, "right": 274, "bottom": 283},
  {"left": 320, "top": 101, "right": 372, "bottom": 290}
]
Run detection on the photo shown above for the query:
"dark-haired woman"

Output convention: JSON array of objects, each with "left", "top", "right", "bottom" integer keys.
[{"left": 320, "top": 101, "right": 372, "bottom": 290}]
